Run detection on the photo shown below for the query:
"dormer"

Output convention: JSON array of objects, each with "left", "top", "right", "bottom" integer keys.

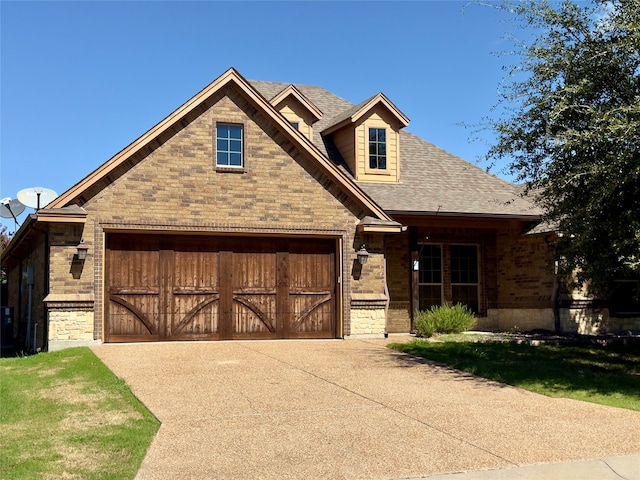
[
  {"left": 321, "top": 93, "right": 409, "bottom": 183},
  {"left": 270, "top": 85, "right": 323, "bottom": 142}
]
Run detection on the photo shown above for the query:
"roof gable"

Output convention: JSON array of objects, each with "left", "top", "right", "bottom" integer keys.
[
  {"left": 47, "top": 68, "right": 392, "bottom": 222},
  {"left": 270, "top": 84, "right": 323, "bottom": 122},
  {"left": 321, "top": 93, "right": 409, "bottom": 136}
]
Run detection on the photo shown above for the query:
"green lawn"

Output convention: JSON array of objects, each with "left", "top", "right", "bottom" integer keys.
[
  {"left": 0, "top": 347, "right": 159, "bottom": 480},
  {"left": 389, "top": 337, "right": 640, "bottom": 411}
]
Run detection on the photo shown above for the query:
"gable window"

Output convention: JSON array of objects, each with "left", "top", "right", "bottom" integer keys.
[
  {"left": 368, "top": 128, "right": 387, "bottom": 169},
  {"left": 216, "top": 124, "right": 243, "bottom": 167},
  {"left": 290, "top": 121, "right": 300, "bottom": 130}
]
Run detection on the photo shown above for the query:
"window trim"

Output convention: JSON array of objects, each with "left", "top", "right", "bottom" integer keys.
[
  {"left": 367, "top": 127, "right": 387, "bottom": 171},
  {"left": 215, "top": 122, "right": 244, "bottom": 170}
]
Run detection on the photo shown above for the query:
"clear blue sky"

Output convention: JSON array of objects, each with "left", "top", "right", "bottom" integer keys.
[{"left": 1, "top": 0, "right": 524, "bottom": 231}]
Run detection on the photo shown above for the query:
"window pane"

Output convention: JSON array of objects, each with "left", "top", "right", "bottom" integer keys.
[
  {"left": 229, "top": 125, "right": 242, "bottom": 139},
  {"left": 419, "top": 245, "right": 442, "bottom": 283},
  {"left": 379, "top": 156, "right": 386, "bottom": 169},
  {"left": 451, "top": 245, "right": 478, "bottom": 284},
  {"left": 230, "top": 140, "right": 242, "bottom": 153},
  {"left": 419, "top": 285, "right": 442, "bottom": 311},
  {"left": 369, "top": 143, "right": 377, "bottom": 155},
  {"left": 452, "top": 285, "right": 478, "bottom": 313},
  {"left": 229, "top": 153, "right": 242, "bottom": 166},
  {"left": 217, "top": 152, "right": 229, "bottom": 165},
  {"left": 369, "top": 156, "right": 377, "bottom": 169},
  {"left": 217, "top": 139, "right": 227, "bottom": 151},
  {"left": 378, "top": 129, "right": 385, "bottom": 142},
  {"left": 369, "top": 129, "right": 377, "bottom": 141}
]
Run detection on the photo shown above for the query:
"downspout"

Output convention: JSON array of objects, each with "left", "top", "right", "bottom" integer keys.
[{"left": 32, "top": 225, "right": 50, "bottom": 352}]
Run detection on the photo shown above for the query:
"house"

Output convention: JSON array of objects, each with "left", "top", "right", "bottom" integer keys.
[{"left": 3, "top": 68, "right": 634, "bottom": 352}]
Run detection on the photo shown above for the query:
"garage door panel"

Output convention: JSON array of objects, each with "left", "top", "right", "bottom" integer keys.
[
  {"left": 234, "top": 252, "right": 276, "bottom": 289},
  {"left": 173, "top": 249, "right": 219, "bottom": 290},
  {"left": 106, "top": 235, "right": 161, "bottom": 342},
  {"left": 289, "top": 253, "right": 334, "bottom": 289},
  {"left": 289, "top": 294, "right": 333, "bottom": 337},
  {"left": 105, "top": 234, "right": 336, "bottom": 342},
  {"left": 232, "top": 296, "right": 277, "bottom": 338},
  {"left": 171, "top": 294, "right": 220, "bottom": 338},
  {"left": 107, "top": 294, "right": 160, "bottom": 341}
]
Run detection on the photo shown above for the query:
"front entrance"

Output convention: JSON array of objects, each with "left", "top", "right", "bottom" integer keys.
[{"left": 104, "top": 233, "right": 336, "bottom": 342}]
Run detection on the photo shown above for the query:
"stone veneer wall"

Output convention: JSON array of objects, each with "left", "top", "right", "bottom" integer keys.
[
  {"left": 560, "top": 309, "right": 640, "bottom": 335},
  {"left": 482, "top": 308, "right": 555, "bottom": 332},
  {"left": 348, "top": 294, "right": 387, "bottom": 336},
  {"left": 45, "top": 296, "right": 97, "bottom": 351}
]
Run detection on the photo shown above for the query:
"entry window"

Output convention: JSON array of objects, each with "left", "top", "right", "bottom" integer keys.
[
  {"left": 451, "top": 245, "right": 479, "bottom": 313},
  {"left": 216, "top": 124, "right": 243, "bottom": 167},
  {"left": 368, "top": 128, "right": 387, "bottom": 169},
  {"left": 417, "top": 244, "right": 480, "bottom": 314},
  {"left": 418, "top": 245, "right": 442, "bottom": 310}
]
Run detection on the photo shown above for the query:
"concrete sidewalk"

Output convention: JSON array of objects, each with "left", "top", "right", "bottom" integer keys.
[
  {"left": 92, "top": 338, "right": 640, "bottom": 479},
  {"left": 417, "top": 454, "right": 640, "bottom": 479}
]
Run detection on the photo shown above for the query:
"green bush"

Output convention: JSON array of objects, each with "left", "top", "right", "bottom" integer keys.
[{"left": 414, "top": 304, "right": 476, "bottom": 338}]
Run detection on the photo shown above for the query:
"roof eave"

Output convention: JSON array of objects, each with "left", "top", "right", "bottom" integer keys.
[{"left": 388, "top": 210, "right": 543, "bottom": 221}]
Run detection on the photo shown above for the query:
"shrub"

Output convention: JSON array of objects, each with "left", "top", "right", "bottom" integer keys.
[{"left": 414, "top": 304, "right": 476, "bottom": 338}]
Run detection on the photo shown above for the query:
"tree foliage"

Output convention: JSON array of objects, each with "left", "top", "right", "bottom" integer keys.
[
  {"left": 486, "top": 0, "right": 640, "bottom": 295},
  {"left": 1, "top": 226, "right": 10, "bottom": 285}
]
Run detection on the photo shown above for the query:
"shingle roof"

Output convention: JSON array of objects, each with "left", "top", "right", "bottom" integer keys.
[{"left": 250, "top": 80, "right": 541, "bottom": 218}]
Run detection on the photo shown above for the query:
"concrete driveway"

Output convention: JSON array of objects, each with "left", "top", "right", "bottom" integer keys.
[{"left": 91, "top": 338, "right": 640, "bottom": 479}]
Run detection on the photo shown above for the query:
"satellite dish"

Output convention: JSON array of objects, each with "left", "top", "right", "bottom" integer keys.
[
  {"left": 0, "top": 197, "right": 26, "bottom": 219},
  {"left": 17, "top": 187, "right": 58, "bottom": 210}
]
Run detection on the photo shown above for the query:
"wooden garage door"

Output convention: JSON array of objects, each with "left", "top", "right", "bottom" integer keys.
[{"left": 105, "top": 234, "right": 336, "bottom": 342}]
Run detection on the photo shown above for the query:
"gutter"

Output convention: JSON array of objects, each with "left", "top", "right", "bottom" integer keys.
[{"left": 388, "top": 210, "right": 542, "bottom": 221}]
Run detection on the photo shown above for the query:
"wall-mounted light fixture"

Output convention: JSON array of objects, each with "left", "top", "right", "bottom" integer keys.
[
  {"left": 356, "top": 244, "right": 369, "bottom": 265},
  {"left": 76, "top": 239, "right": 88, "bottom": 260}
]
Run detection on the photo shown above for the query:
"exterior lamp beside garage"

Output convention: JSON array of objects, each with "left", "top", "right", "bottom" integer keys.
[
  {"left": 76, "top": 239, "right": 88, "bottom": 260},
  {"left": 356, "top": 244, "right": 369, "bottom": 265}
]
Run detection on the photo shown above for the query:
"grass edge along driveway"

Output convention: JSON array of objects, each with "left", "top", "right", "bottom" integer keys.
[
  {"left": 0, "top": 347, "right": 159, "bottom": 480},
  {"left": 389, "top": 336, "right": 640, "bottom": 412}
]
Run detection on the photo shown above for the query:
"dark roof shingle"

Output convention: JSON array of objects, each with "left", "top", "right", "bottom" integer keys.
[{"left": 250, "top": 79, "right": 540, "bottom": 218}]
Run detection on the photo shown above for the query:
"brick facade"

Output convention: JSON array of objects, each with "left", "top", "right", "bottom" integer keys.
[
  {"left": 7, "top": 71, "right": 634, "bottom": 349},
  {"left": 42, "top": 84, "right": 389, "bottom": 344}
]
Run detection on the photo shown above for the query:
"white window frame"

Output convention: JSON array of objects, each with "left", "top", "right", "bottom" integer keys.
[{"left": 215, "top": 123, "right": 244, "bottom": 169}]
